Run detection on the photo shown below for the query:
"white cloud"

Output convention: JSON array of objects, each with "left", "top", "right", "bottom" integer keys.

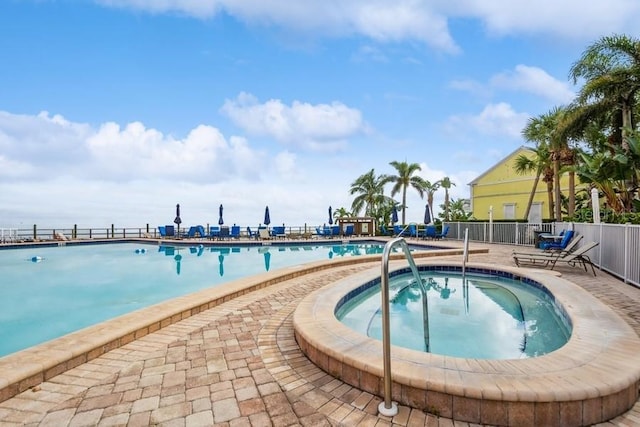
[
  {"left": 452, "top": 0, "right": 640, "bottom": 40},
  {"left": 446, "top": 102, "right": 530, "bottom": 139},
  {"left": 96, "top": 0, "right": 460, "bottom": 52},
  {"left": 95, "top": 0, "right": 640, "bottom": 51},
  {"left": 220, "top": 92, "right": 367, "bottom": 151},
  {"left": 490, "top": 65, "right": 575, "bottom": 104}
]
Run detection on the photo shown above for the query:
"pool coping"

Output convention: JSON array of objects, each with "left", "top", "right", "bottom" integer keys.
[
  {"left": 0, "top": 242, "right": 478, "bottom": 404},
  {"left": 293, "top": 260, "right": 640, "bottom": 426}
]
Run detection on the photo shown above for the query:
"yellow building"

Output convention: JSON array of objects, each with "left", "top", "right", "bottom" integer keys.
[{"left": 468, "top": 146, "right": 582, "bottom": 221}]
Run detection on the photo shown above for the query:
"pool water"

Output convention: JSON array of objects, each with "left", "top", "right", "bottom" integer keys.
[
  {"left": 336, "top": 270, "right": 572, "bottom": 359},
  {"left": 0, "top": 241, "right": 410, "bottom": 357}
]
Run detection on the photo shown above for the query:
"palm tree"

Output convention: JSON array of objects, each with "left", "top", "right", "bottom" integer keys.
[
  {"left": 522, "top": 107, "right": 572, "bottom": 221},
  {"left": 333, "top": 207, "right": 352, "bottom": 219},
  {"left": 513, "top": 145, "right": 551, "bottom": 221},
  {"left": 380, "top": 161, "right": 427, "bottom": 224},
  {"left": 438, "top": 177, "right": 456, "bottom": 221},
  {"left": 349, "top": 169, "right": 387, "bottom": 217},
  {"left": 568, "top": 34, "right": 640, "bottom": 150},
  {"left": 423, "top": 180, "right": 440, "bottom": 222}
]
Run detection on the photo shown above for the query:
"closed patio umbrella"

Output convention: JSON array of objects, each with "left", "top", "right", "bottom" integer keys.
[
  {"left": 174, "top": 204, "right": 182, "bottom": 236},
  {"left": 264, "top": 206, "right": 271, "bottom": 226},
  {"left": 328, "top": 206, "right": 333, "bottom": 225},
  {"left": 424, "top": 204, "right": 432, "bottom": 225},
  {"left": 218, "top": 204, "right": 224, "bottom": 225},
  {"left": 391, "top": 205, "right": 398, "bottom": 224}
]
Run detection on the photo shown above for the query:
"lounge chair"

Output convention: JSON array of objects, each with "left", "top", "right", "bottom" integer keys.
[
  {"left": 513, "top": 235, "right": 584, "bottom": 258},
  {"left": 158, "top": 226, "right": 166, "bottom": 238},
  {"left": 344, "top": 224, "right": 354, "bottom": 237},
  {"left": 271, "top": 226, "right": 286, "bottom": 239},
  {"left": 435, "top": 224, "right": 450, "bottom": 240},
  {"left": 219, "top": 226, "right": 230, "bottom": 240},
  {"left": 258, "top": 228, "right": 272, "bottom": 240},
  {"left": 420, "top": 225, "right": 437, "bottom": 239},
  {"left": 164, "top": 225, "right": 175, "bottom": 238},
  {"left": 186, "top": 226, "right": 203, "bottom": 238},
  {"left": 539, "top": 230, "right": 574, "bottom": 251},
  {"left": 209, "top": 226, "right": 220, "bottom": 240},
  {"left": 230, "top": 225, "right": 241, "bottom": 239},
  {"left": 513, "top": 241, "right": 599, "bottom": 275},
  {"left": 247, "top": 227, "right": 258, "bottom": 239}
]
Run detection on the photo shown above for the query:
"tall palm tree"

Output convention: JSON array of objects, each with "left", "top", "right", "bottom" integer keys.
[
  {"left": 380, "top": 161, "right": 427, "bottom": 224},
  {"left": 513, "top": 145, "right": 552, "bottom": 220},
  {"left": 438, "top": 177, "right": 456, "bottom": 221},
  {"left": 349, "top": 169, "right": 387, "bottom": 217},
  {"left": 522, "top": 107, "right": 571, "bottom": 221},
  {"left": 423, "top": 180, "right": 440, "bottom": 222},
  {"left": 568, "top": 34, "right": 640, "bottom": 150}
]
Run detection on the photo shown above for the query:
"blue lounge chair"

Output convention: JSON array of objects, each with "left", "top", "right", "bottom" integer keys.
[
  {"left": 331, "top": 225, "right": 340, "bottom": 237},
  {"left": 271, "top": 226, "right": 286, "bottom": 239},
  {"left": 420, "top": 225, "right": 437, "bottom": 239},
  {"left": 164, "top": 225, "right": 175, "bottom": 237},
  {"left": 196, "top": 225, "right": 206, "bottom": 238},
  {"left": 435, "top": 224, "right": 450, "bottom": 240},
  {"left": 186, "top": 226, "right": 200, "bottom": 238},
  {"left": 218, "top": 226, "right": 230, "bottom": 240},
  {"left": 540, "top": 230, "right": 574, "bottom": 251},
  {"left": 408, "top": 224, "right": 418, "bottom": 238},
  {"left": 209, "top": 226, "right": 220, "bottom": 239},
  {"left": 246, "top": 227, "right": 258, "bottom": 239},
  {"left": 344, "top": 224, "right": 354, "bottom": 237},
  {"left": 158, "top": 226, "right": 166, "bottom": 237},
  {"left": 230, "top": 225, "right": 241, "bottom": 239}
]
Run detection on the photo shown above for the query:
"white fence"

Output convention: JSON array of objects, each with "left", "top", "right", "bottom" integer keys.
[{"left": 446, "top": 221, "right": 640, "bottom": 288}]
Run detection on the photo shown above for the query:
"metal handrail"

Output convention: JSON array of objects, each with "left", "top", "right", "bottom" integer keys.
[{"left": 378, "top": 237, "right": 425, "bottom": 417}]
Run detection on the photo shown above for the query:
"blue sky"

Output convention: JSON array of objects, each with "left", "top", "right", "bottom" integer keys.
[{"left": 1, "top": 0, "right": 639, "bottom": 229}]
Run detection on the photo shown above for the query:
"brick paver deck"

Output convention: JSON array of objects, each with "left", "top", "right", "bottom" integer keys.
[{"left": 1, "top": 241, "right": 639, "bottom": 426}]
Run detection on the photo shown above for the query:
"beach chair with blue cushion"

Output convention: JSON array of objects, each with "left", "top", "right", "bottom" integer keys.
[
  {"left": 420, "top": 225, "right": 437, "bottom": 239},
  {"left": 435, "top": 224, "right": 450, "bottom": 240},
  {"left": 164, "top": 225, "right": 175, "bottom": 238},
  {"left": 344, "top": 224, "right": 354, "bottom": 237},
  {"left": 230, "top": 225, "right": 241, "bottom": 239},
  {"left": 209, "top": 226, "right": 220, "bottom": 240},
  {"left": 540, "top": 230, "right": 574, "bottom": 251},
  {"left": 218, "top": 226, "right": 230, "bottom": 240},
  {"left": 247, "top": 226, "right": 258, "bottom": 239}
]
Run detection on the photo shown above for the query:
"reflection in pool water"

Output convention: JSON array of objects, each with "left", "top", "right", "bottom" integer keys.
[
  {"left": 336, "top": 269, "right": 572, "bottom": 359},
  {"left": 0, "top": 241, "right": 421, "bottom": 357}
]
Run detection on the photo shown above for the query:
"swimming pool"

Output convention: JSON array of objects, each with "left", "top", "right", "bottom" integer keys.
[
  {"left": 335, "top": 269, "right": 571, "bottom": 359},
  {"left": 0, "top": 241, "right": 420, "bottom": 357}
]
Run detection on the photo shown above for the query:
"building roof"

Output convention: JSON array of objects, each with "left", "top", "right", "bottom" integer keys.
[{"left": 467, "top": 145, "right": 533, "bottom": 186}]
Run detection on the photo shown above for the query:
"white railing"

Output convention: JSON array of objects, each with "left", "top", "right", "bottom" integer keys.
[{"left": 447, "top": 221, "right": 640, "bottom": 287}]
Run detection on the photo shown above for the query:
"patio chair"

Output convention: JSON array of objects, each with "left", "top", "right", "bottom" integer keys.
[
  {"left": 246, "top": 226, "right": 258, "bottom": 239},
  {"left": 513, "top": 235, "right": 584, "bottom": 258},
  {"left": 435, "top": 224, "right": 450, "bottom": 239},
  {"left": 219, "top": 226, "right": 230, "bottom": 240},
  {"left": 164, "top": 225, "right": 175, "bottom": 237},
  {"left": 420, "top": 225, "right": 437, "bottom": 239},
  {"left": 209, "top": 226, "right": 220, "bottom": 240},
  {"left": 513, "top": 241, "right": 599, "bottom": 276},
  {"left": 230, "top": 225, "right": 241, "bottom": 239},
  {"left": 344, "top": 224, "right": 354, "bottom": 237},
  {"left": 258, "top": 228, "right": 272, "bottom": 240},
  {"left": 540, "top": 230, "right": 574, "bottom": 251}
]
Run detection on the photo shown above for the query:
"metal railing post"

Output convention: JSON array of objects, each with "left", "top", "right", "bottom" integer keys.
[{"left": 378, "top": 237, "right": 424, "bottom": 417}]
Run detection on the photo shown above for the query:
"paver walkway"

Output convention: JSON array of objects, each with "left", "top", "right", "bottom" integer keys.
[{"left": 1, "top": 242, "right": 639, "bottom": 426}]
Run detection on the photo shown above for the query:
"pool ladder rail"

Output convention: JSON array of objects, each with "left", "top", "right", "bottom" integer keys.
[{"left": 378, "top": 237, "right": 426, "bottom": 417}]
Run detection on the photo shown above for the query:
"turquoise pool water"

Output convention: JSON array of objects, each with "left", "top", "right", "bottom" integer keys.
[
  {"left": 336, "top": 268, "right": 572, "bottom": 359},
  {"left": 0, "top": 241, "right": 415, "bottom": 357}
]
